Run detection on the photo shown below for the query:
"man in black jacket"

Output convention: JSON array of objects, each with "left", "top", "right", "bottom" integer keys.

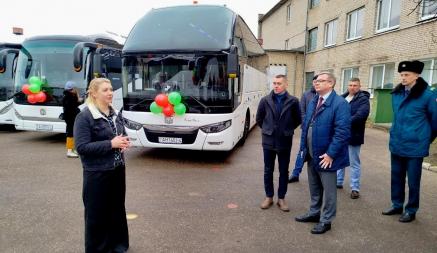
[
  {"left": 336, "top": 78, "right": 370, "bottom": 199},
  {"left": 256, "top": 75, "right": 301, "bottom": 212}
]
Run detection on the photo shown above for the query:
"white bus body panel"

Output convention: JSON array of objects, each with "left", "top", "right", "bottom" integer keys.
[
  {"left": 14, "top": 103, "right": 66, "bottom": 133},
  {"left": 0, "top": 99, "right": 15, "bottom": 125},
  {"left": 123, "top": 65, "right": 267, "bottom": 151}
]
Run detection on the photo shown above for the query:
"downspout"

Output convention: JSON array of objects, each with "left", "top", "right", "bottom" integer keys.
[{"left": 302, "top": 0, "right": 310, "bottom": 95}]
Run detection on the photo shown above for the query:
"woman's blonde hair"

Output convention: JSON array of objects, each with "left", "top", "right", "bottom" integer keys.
[{"left": 85, "top": 78, "right": 112, "bottom": 105}]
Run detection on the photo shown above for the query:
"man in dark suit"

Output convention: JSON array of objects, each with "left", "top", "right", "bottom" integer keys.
[
  {"left": 256, "top": 74, "right": 301, "bottom": 212},
  {"left": 294, "top": 72, "right": 351, "bottom": 234}
]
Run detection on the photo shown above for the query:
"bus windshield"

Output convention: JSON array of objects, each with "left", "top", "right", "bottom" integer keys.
[
  {"left": 0, "top": 54, "right": 15, "bottom": 101},
  {"left": 123, "top": 54, "right": 233, "bottom": 113},
  {"left": 14, "top": 40, "right": 86, "bottom": 105},
  {"left": 123, "top": 6, "right": 234, "bottom": 52}
]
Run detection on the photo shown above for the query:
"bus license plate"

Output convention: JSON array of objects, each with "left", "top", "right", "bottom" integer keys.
[
  {"left": 36, "top": 124, "right": 53, "bottom": 131},
  {"left": 158, "top": 137, "right": 182, "bottom": 144}
]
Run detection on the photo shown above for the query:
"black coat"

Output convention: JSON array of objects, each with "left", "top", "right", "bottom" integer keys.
[
  {"left": 256, "top": 91, "right": 301, "bottom": 150},
  {"left": 342, "top": 90, "right": 370, "bottom": 146},
  {"left": 74, "top": 104, "right": 126, "bottom": 171},
  {"left": 62, "top": 90, "right": 80, "bottom": 123}
]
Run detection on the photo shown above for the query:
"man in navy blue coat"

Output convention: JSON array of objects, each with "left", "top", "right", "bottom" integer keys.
[
  {"left": 294, "top": 72, "right": 351, "bottom": 234},
  {"left": 382, "top": 60, "right": 437, "bottom": 222},
  {"left": 256, "top": 74, "right": 301, "bottom": 212},
  {"left": 336, "top": 78, "right": 370, "bottom": 199}
]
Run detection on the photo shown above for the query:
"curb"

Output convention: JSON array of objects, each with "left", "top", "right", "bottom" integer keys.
[{"left": 422, "top": 162, "right": 437, "bottom": 173}]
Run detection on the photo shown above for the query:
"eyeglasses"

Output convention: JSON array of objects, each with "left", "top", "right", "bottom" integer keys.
[{"left": 314, "top": 79, "right": 331, "bottom": 84}]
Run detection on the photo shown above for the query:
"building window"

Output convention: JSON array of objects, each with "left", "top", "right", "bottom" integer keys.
[
  {"left": 369, "top": 63, "right": 395, "bottom": 96},
  {"left": 324, "top": 19, "right": 338, "bottom": 47},
  {"left": 376, "top": 0, "right": 400, "bottom": 32},
  {"left": 310, "top": 0, "right": 320, "bottom": 9},
  {"left": 421, "top": 0, "right": 437, "bottom": 20},
  {"left": 421, "top": 58, "right": 437, "bottom": 86},
  {"left": 287, "top": 4, "right": 292, "bottom": 22},
  {"left": 341, "top": 68, "right": 359, "bottom": 93},
  {"left": 305, "top": 72, "right": 315, "bottom": 90},
  {"left": 347, "top": 8, "right": 364, "bottom": 40},
  {"left": 285, "top": 39, "right": 289, "bottom": 50},
  {"left": 307, "top": 27, "right": 318, "bottom": 52}
]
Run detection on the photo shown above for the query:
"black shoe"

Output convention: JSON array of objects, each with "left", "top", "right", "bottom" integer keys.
[
  {"left": 382, "top": 207, "right": 403, "bottom": 215},
  {"left": 399, "top": 212, "right": 416, "bottom": 223},
  {"left": 311, "top": 222, "right": 331, "bottom": 234},
  {"left": 350, "top": 190, "right": 360, "bottom": 199},
  {"left": 295, "top": 213, "right": 320, "bottom": 223},
  {"left": 336, "top": 185, "right": 343, "bottom": 189},
  {"left": 288, "top": 176, "right": 299, "bottom": 183}
]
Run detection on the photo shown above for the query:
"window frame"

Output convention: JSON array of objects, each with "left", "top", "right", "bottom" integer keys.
[
  {"left": 285, "top": 39, "right": 289, "bottom": 50},
  {"left": 346, "top": 7, "right": 364, "bottom": 41},
  {"left": 420, "top": 58, "right": 436, "bottom": 86},
  {"left": 324, "top": 19, "right": 338, "bottom": 47},
  {"left": 421, "top": 0, "right": 437, "bottom": 20},
  {"left": 376, "top": 0, "right": 400, "bottom": 33},
  {"left": 310, "top": 0, "right": 320, "bottom": 9},
  {"left": 286, "top": 4, "right": 292, "bottom": 23},
  {"left": 307, "top": 27, "right": 318, "bottom": 52},
  {"left": 369, "top": 63, "right": 395, "bottom": 97},
  {"left": 341, "top": 67, "right": 359, "bottom": 93}
]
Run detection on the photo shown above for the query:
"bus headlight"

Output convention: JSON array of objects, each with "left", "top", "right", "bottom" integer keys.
[
  {"left": 123, "top": 117, "right": 143, "bottom": 130},
  {"left": 200, "top": 120, "right": 232, "bottom": 133}
]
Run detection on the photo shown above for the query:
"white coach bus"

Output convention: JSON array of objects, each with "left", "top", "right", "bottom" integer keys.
[
  {"left": 121, "top": 5, "right": 268, "bottom": 151},
  {"left": 0, "top": 35, "right": 122, "bottom": 133}
]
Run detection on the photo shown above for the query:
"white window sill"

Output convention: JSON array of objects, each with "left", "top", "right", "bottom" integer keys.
[
  {"left": 375, "top": 25, "right": 399, "bottom": 34},
  {"left": 346, "top": 36, "right": 362, "bottom": 42}
]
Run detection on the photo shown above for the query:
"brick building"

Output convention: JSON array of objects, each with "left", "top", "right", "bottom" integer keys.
[{"left": 258, "top": 0, "right": 437, "bottom": 98}]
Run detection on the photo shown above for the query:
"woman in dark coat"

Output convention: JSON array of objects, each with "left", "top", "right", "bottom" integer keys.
[
  {"left": 62, "top": 81, "right": 81, "bottom": 158},
  {"left": 74, "top": 78, "right": 130, "bottom": 253}
]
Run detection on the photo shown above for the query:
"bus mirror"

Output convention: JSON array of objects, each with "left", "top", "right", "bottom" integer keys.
[
  {"left": 227, "top": 45, "right": 238, "bottom": 78},
  {"left": 92, "top": 54, "right": 102, "bottom": 76},
  {"left": 73, "top": 42, "right": 99, "bottom": 72},
  {"left": 0, "top": 49, "right": 20, "bottom": 74}
]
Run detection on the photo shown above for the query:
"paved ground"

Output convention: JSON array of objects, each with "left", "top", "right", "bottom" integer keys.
[{"left": 1, "top": 125, "right": 437, "bottom": 253}]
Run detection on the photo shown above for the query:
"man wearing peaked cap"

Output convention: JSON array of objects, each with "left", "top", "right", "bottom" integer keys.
[{"left": 382, "top": 60, "right": 437, "bottom": 222}]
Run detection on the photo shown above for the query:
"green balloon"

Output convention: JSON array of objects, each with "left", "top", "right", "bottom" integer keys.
[
  {"left": 29, "top": 83, "right": 41, "bottom": 93},
  {"left": 168, "top": 91, "right": 182, "bottom": 105},
  {"left": 174, "top": 103, "right": 186, "bottom": 115},
  {"left": 150, "top": 102, "right": 163, "bottom": 114},
  {"left": 29, "top": 76, "right": 42, "bottom": 86}
]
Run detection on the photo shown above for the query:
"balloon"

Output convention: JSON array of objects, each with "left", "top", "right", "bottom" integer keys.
[
  {"left": 27, "top": 94, "right": 38, "bottom": 104},
  {"left": 35, "top": 92, "right": 47, "bottom": 103},
  {"left": 168, "top": 91, "right": 182, "bottom": 105},
  {"left": 29, "top": 83, "right": 41, "bottom": 93},
  {"left": 162, "top": 105, "right": 174, "bottom": 117},
  {"left": 29, "top": 76, "right": 42, "bottom": 86},
  {"left": 174, "top": 103, "right": 186, "bottom": 115},
  {"left": 155, "top": 94, "right": 169, "bottom": 107},
  {"left": 22, "top": 84, "right": 32, "bottom": 95},
  {"left": 150, "top": 102, "right": 163, "bottom": 114}
]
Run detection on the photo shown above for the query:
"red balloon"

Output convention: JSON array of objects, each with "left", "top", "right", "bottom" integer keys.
[
  {"left": 22, "top": 84, "right": 32, "bottom": 95},
  {"left": 35, "top": 92, "right": 47, "bottom": 103},
  {"left": 155, "top": 94, "right": 169, "bottom": 107},
  {"left": 27, "top": 94, "right": 38, "bottom": 104},
  {"left": 163, "top": 105, "right": 174, "bottom": 117}
]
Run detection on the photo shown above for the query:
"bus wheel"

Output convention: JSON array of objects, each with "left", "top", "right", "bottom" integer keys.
[{"left": 238, "top": 113, "right": 250, "bottom": 146}]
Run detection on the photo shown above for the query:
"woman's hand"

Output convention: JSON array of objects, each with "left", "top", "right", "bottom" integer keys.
[{"left": 111, "top": 134, "right": 130, "bottom": 149}]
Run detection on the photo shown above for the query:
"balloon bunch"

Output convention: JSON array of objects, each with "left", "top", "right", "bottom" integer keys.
[
  {"left": 21, "top": 76, "right": 47, "bottom": 104},
  {"left": 150, "top": 92, "right": 186, "bottom": 117}
]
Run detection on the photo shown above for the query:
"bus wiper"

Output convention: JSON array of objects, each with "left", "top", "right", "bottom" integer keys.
[
  {"left": 8, "top": 90, "right": 24, "bottom": 99},
  {"left": 186, "top": 95, "right": 209, "bottom": 112},
  {"left": 129, "top": 97, "right": 152, "bottom": 110}
]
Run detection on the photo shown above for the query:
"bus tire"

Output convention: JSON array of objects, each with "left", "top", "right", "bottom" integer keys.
[{"left": 238, "top": 112, "right": 250, "bottom": 146}]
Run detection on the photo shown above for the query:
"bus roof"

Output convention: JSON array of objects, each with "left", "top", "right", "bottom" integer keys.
[
  {"left": 23, "top": 34, "right": 122, "bottom": 49},
  {"left": 123, "top": 5, "right": 236, "bottom": 54}
]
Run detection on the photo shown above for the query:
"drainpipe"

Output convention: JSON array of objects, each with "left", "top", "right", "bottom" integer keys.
[{"left": 302, "top": 0, "right": 310, "bottom": 95}]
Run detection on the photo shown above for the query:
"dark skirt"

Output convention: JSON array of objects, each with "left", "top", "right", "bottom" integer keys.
[{"left": 83, "top": 165, "right": 129, "bottom": 253}]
